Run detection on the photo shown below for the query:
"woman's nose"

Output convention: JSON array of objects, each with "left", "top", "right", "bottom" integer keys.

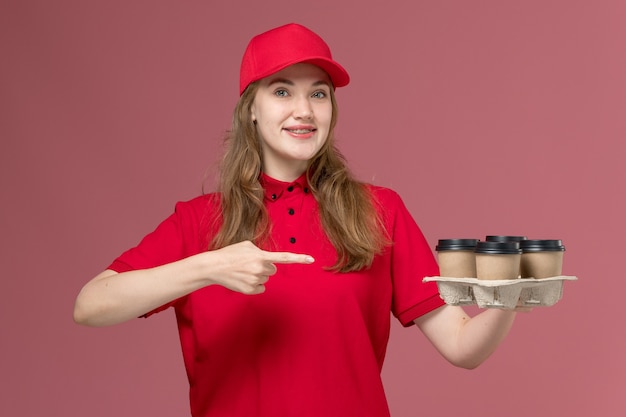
[{"left": 293, "top": 97, "right": 313, "bottom": 119}]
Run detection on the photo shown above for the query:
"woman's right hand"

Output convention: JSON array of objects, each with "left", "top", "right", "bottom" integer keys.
[{"left": 202, "top": 240, "right": 315, "bottom": 295}]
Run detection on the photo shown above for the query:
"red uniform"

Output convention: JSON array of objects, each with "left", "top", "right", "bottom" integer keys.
[{"left": 109, "top": 173, "right": 444, "bottom": 417}]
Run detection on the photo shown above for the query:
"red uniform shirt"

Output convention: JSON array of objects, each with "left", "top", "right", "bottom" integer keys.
[{"left": 109, "top": 174, "right": 444, "bottom": 417}]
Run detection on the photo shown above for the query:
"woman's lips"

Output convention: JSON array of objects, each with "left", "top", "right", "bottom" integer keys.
[{"left": 283, "top": 126, "right": 316, "bottom": 138}]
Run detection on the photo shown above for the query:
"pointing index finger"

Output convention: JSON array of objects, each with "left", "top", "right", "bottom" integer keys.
[{"left": 263, "top": 250, "right": 315, "bottom": 265}]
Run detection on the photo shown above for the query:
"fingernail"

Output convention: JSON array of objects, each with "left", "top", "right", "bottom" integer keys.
[{"left": 305, "top": 256, "right": 315, "bottom": 263}]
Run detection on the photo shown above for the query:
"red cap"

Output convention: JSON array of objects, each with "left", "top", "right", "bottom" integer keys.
[{"left": 239, "top": 23, "right": 350, "bottom": 95}]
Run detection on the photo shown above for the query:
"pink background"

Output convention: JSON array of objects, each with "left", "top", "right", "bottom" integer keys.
[{"left": 2, "top": 0, "right": 625, "bottom": 416}]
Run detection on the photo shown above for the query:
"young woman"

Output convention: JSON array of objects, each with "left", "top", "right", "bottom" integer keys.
[{"left": 74, "top": 23, "right": 521, "bottom": 417}]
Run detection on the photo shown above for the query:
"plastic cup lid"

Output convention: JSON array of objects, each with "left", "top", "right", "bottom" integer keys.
[
  {"left": 520, "top": 239, "right": 565, "bottom": 252},
  {"left": 475, "top": 241, "right": 522, "bottom": 254},
  {"left": 435, "top": 239, "right": 479, "bottom": 251},
  {"left": 485, "top": 235, "right": 528, "bottom": 242}
]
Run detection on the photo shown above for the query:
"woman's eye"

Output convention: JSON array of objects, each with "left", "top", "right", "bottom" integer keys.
[
  {"left": 312, "top": 91, "right": 327, "bottom": 99},
  {"left": 274, "top": 89, "right": 289, "bottom": 97}
]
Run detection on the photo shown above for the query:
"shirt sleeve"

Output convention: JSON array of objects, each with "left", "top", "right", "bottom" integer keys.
[
  {"left": 106, "top": 196, "right": 214, "bottom": 316},
  {"left": 380, "top": 189, "right": 445, "bottom": 326}
]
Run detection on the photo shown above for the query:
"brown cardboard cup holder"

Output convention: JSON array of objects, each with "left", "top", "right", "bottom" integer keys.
[{"left": 422, "top": 276, "right": 578, "bottom": 309}]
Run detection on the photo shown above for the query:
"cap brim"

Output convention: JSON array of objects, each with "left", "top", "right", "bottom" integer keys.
[
  {"left": 300, "top": 57, "right": 350, "bottom": 88},
  {"left": 243, "top": 57, "right": 350, "bottom": 94}
]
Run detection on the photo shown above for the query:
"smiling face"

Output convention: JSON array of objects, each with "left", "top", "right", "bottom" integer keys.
[{"left": 251, "top": 63, "right": 333, "bottom": 181}]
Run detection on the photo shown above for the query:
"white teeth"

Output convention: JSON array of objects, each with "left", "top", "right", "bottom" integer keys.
[{"left": 287, "top": 129, "right": 313, "bottom": 134}]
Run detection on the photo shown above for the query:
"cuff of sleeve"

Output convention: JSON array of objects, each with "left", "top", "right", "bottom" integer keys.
[
  {"left": 107, "top": 260, "right": 135, "bottom": 273},
  {"left": 397, "top": 294, "right": 446, "bottom": 327}
]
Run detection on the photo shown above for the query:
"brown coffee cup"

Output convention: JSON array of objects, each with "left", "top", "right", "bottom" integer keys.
[
  {"left": 436, "top": 239, "right": 479, "bottom": 278},
  {"left": 475, "top": 241, "right": 521, "bottom": 280},
  {"left": 520, "top": 240, "right": 565, "bottom": 278}
]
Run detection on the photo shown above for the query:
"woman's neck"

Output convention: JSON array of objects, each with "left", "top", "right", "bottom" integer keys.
[{"left": 261, "top": 165, "right": 307, "bottom": 183}]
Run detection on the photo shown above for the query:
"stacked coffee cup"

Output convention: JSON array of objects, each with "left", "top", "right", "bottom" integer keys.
[{"left": 435, "top": 236, "right": 565, "bottom": 280}]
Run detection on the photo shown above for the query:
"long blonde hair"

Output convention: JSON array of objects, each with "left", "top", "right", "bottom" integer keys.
[{"left": 210, "top": 82, "right": 389, "bottom": 272}]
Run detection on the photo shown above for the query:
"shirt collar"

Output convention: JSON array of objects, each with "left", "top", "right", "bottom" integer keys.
[{"left": 260, "top": 172, "right": 310, "bottom": 202}]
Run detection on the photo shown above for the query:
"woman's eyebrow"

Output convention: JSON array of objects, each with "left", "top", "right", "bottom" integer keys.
[{"left": 267, "top": 77, "right": 294, "bottom": 86}]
